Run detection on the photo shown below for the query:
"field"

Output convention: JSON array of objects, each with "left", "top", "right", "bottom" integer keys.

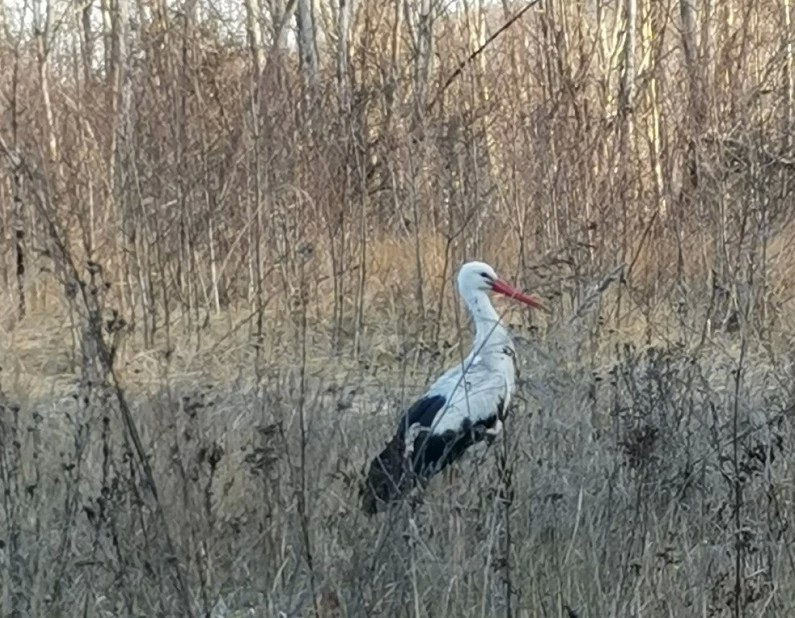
[{"left": 2, "top": 0, "right": 795, "bottom": 616}]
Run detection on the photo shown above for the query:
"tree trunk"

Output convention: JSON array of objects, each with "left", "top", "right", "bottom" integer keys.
[
  {"left": 33, "top": 0, "right": 58, "bottom": 162},
  {"left": 296, "top": 0, "right": 318, "bottom": 87},
  {"left": 620, "top": 0, "right": 636, "bottom": 132},
  {"left": 81, "top": 0, "right": 94, "bottom": 83},
  {"left": 643, "top": 0, "right": 667, "bottom": 218},
  {"left": 384, "top": 0, "right": 402, "bottom": 133},
  {"left": 245, "top": 0, "right": 265, "bottom": 74},
  {"left": 412, "top": 0, "right": 434, "bottom": 125},
  {"left": 784, "top": 0, "right": 793, "bottom": 150},
  {"left": 267, "top": 0, "right": 293, "bottom": 48},
  {"left": 11, "top": 69, "right": 26, "bottom": 320},
  {"left": 336, "top": 0, "right": 352, "bottom": 105},
  {"left": 679, "top": 0, "right": 702, "bottom": 199},
  {"left": 615, "top": 0, "right": 636, "bottom": 327}
]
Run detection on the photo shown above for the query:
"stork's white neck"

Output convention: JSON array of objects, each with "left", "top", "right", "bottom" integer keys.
[{"left": 461, "top": 288, "right": 509, "bottom": 355}]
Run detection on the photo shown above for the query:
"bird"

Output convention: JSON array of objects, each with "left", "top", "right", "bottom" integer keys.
[{"left": 359, "top": 260, "right": 548, "bottom": 515}]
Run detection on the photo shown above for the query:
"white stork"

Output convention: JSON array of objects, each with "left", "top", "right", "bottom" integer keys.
[{"left": 360, "top": 260, "right": 548, "bottom": 515}]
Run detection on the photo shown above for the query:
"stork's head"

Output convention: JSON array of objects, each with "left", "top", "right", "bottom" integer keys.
[{"left": 457, "top": 261, "right": 548, "bottom": 311}]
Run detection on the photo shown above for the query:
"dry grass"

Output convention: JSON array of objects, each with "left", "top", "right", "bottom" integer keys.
[{"left": 2, "top": 275, "right": 795, "bottom": 617}]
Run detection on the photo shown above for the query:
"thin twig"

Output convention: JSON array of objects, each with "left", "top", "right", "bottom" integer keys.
[{"left": 427, "top": 0, "right": 542, "bottom": 112}]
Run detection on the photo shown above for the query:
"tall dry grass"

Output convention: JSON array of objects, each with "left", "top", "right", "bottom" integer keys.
[{"left": 2, "top": 0, "right": 795, "bottom": 616}]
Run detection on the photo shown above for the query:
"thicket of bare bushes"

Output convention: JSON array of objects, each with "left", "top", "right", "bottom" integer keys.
[{"left": 2, "top": 0, "right": 795, "bottom": 616}]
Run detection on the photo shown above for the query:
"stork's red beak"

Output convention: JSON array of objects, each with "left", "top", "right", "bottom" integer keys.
[{"left": 491, "top": 279, "right": 549, "bottom": 312}]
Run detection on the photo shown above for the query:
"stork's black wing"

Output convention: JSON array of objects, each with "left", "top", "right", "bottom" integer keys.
[
  {"left": 397, "top": 394, "right": 447, "bottom": 437},
  {"left": 360, "top": 392, "right": 502, "bottom": 515}
]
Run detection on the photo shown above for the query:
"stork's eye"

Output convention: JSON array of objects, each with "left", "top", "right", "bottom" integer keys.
[{"left": 480, "top": 272, "right": 490, "bottom": 279}]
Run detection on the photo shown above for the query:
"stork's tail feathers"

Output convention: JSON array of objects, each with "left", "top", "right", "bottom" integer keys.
[{"left": 359, "top": 434, "right": 417, "bottom": 515}]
